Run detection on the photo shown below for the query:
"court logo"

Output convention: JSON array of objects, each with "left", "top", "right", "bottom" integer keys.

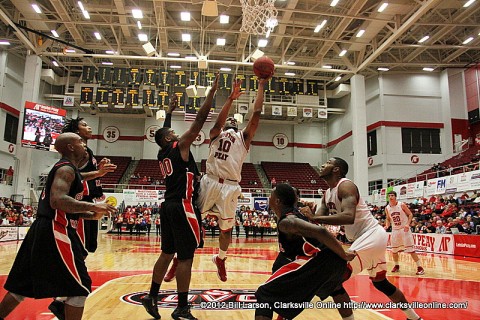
[{"left": 121, "top": 289, "right": 257, "bottom": 309}]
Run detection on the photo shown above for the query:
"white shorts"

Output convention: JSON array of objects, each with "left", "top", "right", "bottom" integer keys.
[
  {"left": 347, "top": 225, "right": 388, "bottom": 280},
  {"left": 197, "top": 174, "right": 242, "bottom": 231},
  {"left": 390, "top": 228, "right": 415, "bottom": 254}
]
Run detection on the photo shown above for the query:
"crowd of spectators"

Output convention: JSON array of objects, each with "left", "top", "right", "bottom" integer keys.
[
  {"left": 370, "top": 192, "right": 480, "bottom": 235},
  {"left": 0, "top": 197, "right": 35, "bottom": 227},
  {"left": 111, "top": 202, "right": 160, "bottom": 235}
]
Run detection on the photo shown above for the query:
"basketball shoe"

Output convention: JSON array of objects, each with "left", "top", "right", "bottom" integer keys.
[
  {"left": 171, "top": 305, "right": 197, "bottom": 320},
  {"left": 415, "top": 266, "right": 425, "bottom": 275},
  {"left": 164, "top": 257, "right": 178, "bottom": 282},
  {"left": 391, "top": 265, "right": 400, "bottom": 272},
  {"left": 141, "top": 295, "right": 161, "bottom": 319},
  {"left": 213, "top": 255, "right": 227, "bottom": 282}
]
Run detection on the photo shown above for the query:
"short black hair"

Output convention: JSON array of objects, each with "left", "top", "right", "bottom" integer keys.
[
  {"left": 154, "top": 127, "right": 171, "bottom": 147},
  {"left": 274, "top": 183, "right": 296, "bottom": 207},
  {"left": 333, "top": 157, "right": 349, "bottom": 177},
  {"left": 62, "top": 117, "right": 84, "bottom": 133}
]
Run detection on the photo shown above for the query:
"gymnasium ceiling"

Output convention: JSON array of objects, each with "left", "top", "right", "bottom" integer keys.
[{"left": 0, "top": 0, "right": 479, "bottom": 116}]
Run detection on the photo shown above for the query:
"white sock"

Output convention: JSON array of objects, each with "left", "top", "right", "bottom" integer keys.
[
  {"left": 342, "top": 314, "right": 355, "bottom": 320},
  {"left": 415, "top": 260, "right": 422, "bottom": 267},
  {"left": 403, "top": 308, "right": 419, "bottom": 319},
  {"left": 218, "top": 249, "right": 227, "bottom": 260}
]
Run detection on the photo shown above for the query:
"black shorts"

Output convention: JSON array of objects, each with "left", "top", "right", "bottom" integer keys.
[
  {"left": 255, "top": 249, "right": 347, "bottom": 319},
  {"left": 4, "top": 217, "right": 91, "bottom": 298},
  {"left": 78, "top": 219, "right": 98, "bottom": 253},
  {"left": 160, "top": 200, "right": 201, "bottom": 260}
]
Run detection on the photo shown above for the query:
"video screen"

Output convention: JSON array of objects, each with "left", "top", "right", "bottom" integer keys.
[{"left": 21, "top": 101, "right": 66, "bottom": 152}]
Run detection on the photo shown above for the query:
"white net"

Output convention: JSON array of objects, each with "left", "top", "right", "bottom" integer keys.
[{"left": 240, "top": 0, "right": 278, "bottom": 35}]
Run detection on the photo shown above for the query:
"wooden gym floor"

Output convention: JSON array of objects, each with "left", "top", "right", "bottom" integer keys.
[{"left": 0, "top": 232, "right": 479, "bottom": 319}]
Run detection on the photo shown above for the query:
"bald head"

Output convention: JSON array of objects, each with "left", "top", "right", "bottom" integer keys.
[{"left": 54, "top": 133, "right": 85, "bottom": 161}]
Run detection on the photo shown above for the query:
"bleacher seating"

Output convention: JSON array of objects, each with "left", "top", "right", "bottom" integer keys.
[
  {"left": 408, "top": 145, "right": 480, "bottom": 183},
  {"left": 261, "top": 161, "right": 328, "bottom": 190},
  {"left": 129, "top": 159, "right": 165, "bottom": 189},
  {"left": 97, "top": 156, "right": 131, "bottom": 185},
  {"left": 200, "top": 160, "right": 263, "bottom": 188}
]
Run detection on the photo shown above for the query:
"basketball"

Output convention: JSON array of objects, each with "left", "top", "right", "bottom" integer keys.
[{"left": 253, "top": 56, "right": 275, "bottom": 79}]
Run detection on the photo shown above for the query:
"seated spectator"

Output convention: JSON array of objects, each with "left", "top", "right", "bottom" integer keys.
[{"left": 435, "top": 220, "right": 446, "bottom": 234}]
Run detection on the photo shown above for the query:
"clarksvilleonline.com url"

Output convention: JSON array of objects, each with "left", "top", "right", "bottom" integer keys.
[{"left": 316, "top": 301, "right": 469, "bottom": 310}]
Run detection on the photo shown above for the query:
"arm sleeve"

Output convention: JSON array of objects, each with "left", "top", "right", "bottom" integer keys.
[{"left": 163, "top": 113, "right": 172, "bottom": 128}]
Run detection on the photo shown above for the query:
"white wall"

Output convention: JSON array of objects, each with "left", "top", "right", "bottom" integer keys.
[{"left": 448, "top": 70, "right": 467, "bottom": 119}]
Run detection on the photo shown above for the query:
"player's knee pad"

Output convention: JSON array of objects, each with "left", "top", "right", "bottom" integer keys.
[
  {"left": 65, "top": 296, "right": 87, "bottom": 308},
  {"left": 331, "top": 286, "right": 347, "bottom": 297},
  {"left": 372, "top": 279, "right": 397, "bottom": 296},
  {"left": 10, "top": 292, "right": 25, "bottom": 302}
]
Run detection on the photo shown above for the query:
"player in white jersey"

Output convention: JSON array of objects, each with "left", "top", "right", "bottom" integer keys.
[
  {"left": 385, "top": 190, "right": 425, "bottom": 275},
  {"left": 302, "top": 157, "right": 422, "bottom": 320},
  {"left": 199, "top": 77, "right": 268, "bottom": 282}
]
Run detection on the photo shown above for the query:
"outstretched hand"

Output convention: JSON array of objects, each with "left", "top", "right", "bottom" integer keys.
[
  {"left": 210, "top": 72, "right": 220, "bottom": 92},
  {"left": 229, "top": 79, "right": 245, "bottom": 101},
  {"left": 168, "top": 95, "right": 178, "bottom": 113}
]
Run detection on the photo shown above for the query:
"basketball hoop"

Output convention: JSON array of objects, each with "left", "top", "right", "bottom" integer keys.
[{"left": 240, "top": 0, "right": 278, "bottom": 35}]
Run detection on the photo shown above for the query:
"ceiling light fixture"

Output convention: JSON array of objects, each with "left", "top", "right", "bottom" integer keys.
[
  {"left": 185, "top": 56, "right": 197, "bottom": 60},
  {"left": 138, "top": 33, "right": 148, "bottom": 42},
  {"left": 377, "top": 67, "right": 389, "bottom": 71},
  {"left": 463, "top": 37, "right": 474, "bottom": 44},
  {"left": 182, "top": 33, "right": 191, "bottom": 41},
  {"left": 0, "top": 41, "right": 11, "bottom": 45},
  {"left": 170, "top": 65, "right": 182, "bottom": 69},
  {"left": 102, "top": 61, "right": 113, "bottom": 65},
  {"left": 132, "top": 9, "right": 143, "bottom": 19},
  {"left": 285, "top": 72, "right": 295, "bottom": 76},
  {"left": 220, "top": 67, "right": 231, "bottom": 72},
  {"left": 167, "top": 52, "right": 180, "bottom": 57},
  {"left": 378, "top": 3, "right": 388, "bottom": 12},
  {"left": 31, "top": 4, "right": 42, "bottom": 14},
  {"left": 77, "top": 1, "right": 85, "bottom": 11},
  {"left": 217, "top": 38, "right": 226, "bottom": 46},
  {"left": 423, "top": 67, "right": 434, "bottom": 72},
  {"left": 51, "top": 30, "right": 59, "bottom": 38},
  {"left": 418, "top": 35, "right": 429, "bottom": 43},
  {"left": 94, "top": 32, "right": 101, "bottom": 40},
  {"left": 83, "top": 10, "right": 90, "bottom": 19},
  {"left": 181, "top": 12, "right": 191, "bottom": 21},
  {"left": 258, "top": 39, "right": 268, "bottom": 47},
  {"left": 330, "top": 0, "right": 340, "bottom": 7},
  {"left": 322, "top": 65, "right": 332, "bottom": 69},
  {"left": 65, "top": 49, "right": 76, "bottom": 53},
  {"left": 335, "top": 76, "right": 342, "bottom": 81},
  {"left": 137, "top": 21, "right": 142, "bottom": 29},
  {"left": 52, "top": 60, "right": 59, "bottom": 67},
  {"left": 356, "top": 29, "right": 365, "bottom": 37},
  {"left": 464, "top": 0, "right": 476, "bottom": 7},
  {"left": 314, "top": 20, "right": 327, "bottom": 33},
  {"left": 339, "top": 49, "right": 347, "bottom": 56},
  {"left": 220, "top": 15, "right": 229, "bottom": 24}
]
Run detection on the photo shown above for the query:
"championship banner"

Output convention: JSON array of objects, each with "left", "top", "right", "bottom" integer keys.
[
  {"left": 292, "top": 79, "right": 303, "bottom": 95},
  {"left": 276, "top": 77, "right": 290, "bottom": 94},
  {"left": 264, "top": 77, "right": 276, "bottom": 93},
  {"left": 112, "top": 67, "right": 127, "bottom": 86},
  {"left": 126, "top": 88, "right": 140, "bottom": 108},
  {"left": 249, "top": 75, "right": 260, "bottom": 92},
  {"left": 388, "top": 233, "right": 454, "bottom": 255},
  {"left": 157, "top": 71, "right": 170, "bottom": 87},
  {"left": 97, "top": 67, "right": 112, "bottom": 86},
  {"left": 157, "top": 91, "right": 170, "bottom": 107},
  {"left": 220, "top": 73, "right": 232, "bottom": 90},
  {"left": 306, "top": 80, "right": 318, "bottom": 95},
  {"left": 112, "top": 88, "right": 125, "bottom": 108},
  {"left": 143, "top": 89, "right": 156, "bottom": 107},
  {"left": 235, "top": 75, "right": 247, "bottom": 92},
  {"left": 174, "top": 71, "right": 186, "bottom": 87},
  {"left": 80, "top": 86, "right": 94, "bottom": 105},
  {"left": 129, "top": 68, "right": 142, "bottom": 86},
  {"left": 144, "top": 69, "right": 157, "bottom": 85},
  {"left": 96, "top": 87, "right": 110, "bottom": 107},
  {"left": 81, "top": 66, "right": 95, "bottom": 83}
]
